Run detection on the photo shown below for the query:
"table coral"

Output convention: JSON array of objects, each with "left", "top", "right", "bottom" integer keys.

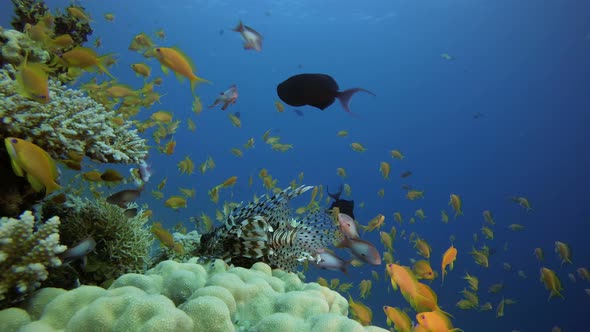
[
  {"left": 0, "top": 211, "right": 66, "bottom": 308},
  {"left": 0, "top": 66, "right": 147, "bottom": 164},
  {"left": 0, "top": 259, "right": 388, "bottom": 332}
]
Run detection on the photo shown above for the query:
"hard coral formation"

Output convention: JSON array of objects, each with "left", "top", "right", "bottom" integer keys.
[
  {"left": 1, "top": 259, "right": 388, "bottom": 332},
  {"left": 54, "top": 6, "right": 93, "bottom": 47},
  {"left": 0, "top": 29, "right": 50, "bottom": 67},
  {"left": 10, "top": 0, "right": 49, "bottom": 32},
  {"left": 42, "top": 197, "right": 154, "bottom": 289},
  {"left": 0, "top": 66, "right": 147, "bottom": 164},
  {"left": 0, "top": 211, "right": 66, "bottom": 308}
]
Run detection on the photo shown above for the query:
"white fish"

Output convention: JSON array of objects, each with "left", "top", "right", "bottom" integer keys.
[{"left": 233, "top": 21, "right": 263, "bottom": 52}]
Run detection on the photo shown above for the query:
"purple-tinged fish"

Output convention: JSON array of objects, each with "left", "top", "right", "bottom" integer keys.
[
  {"left": 61, "top": 237, "right": 96, "bottom": 268},
  {"left": 313, "top": 248, "right": 350, "bottom": 274},
  {"left": 208, "top": 84, "right": 238, "bottom": 111},
  {"left": 338, "top": 213, "right": 360, "bottom": 240},
  {"left": 233, "top": 21, "right": 263, "bottom": 51},
  {"left": 338, "top": 236, "right": 382, "bottom": 266},
  {"left": 106, "top": 189, "right": 141, "bottom": 208}
]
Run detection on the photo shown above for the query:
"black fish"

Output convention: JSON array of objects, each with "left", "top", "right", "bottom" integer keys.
[
  {"left": 327, "top": 185, "right": 355, "bottom": 219},
  {"left": 276, "top": 73, "right": 375, "bottom": 113}
]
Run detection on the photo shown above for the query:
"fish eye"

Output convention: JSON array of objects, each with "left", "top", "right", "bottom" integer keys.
[
  {"left": 156, "top": 48, "right": 161, "bottom": 52},
  {"left": 11, "top": 138, "right": 17, "bottom": 144},
  {"left": 421, "top": 315, "right": 425, "bottom": 319},
  {"left": 39, "top": 95, "right": 47, "bottom": 99}
]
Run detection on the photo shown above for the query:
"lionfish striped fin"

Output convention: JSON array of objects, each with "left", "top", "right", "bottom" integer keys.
[{"left": 227, "top": 185, "right": 313, "bottom": 227}]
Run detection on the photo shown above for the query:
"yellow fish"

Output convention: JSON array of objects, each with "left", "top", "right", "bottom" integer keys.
[
  {"left": 5, "top": 138, "right": 60, "bottom": 196},
  {"left": 383, "top": 306, "right": 412, "bottom": 332},
  {"left": 379, "top": 161, "right": 390, "bottom": 179},
  {"left": 274, "top": 100, "right": 285, "bottom": 112},
  {"left": 540, "top": 267, "right": 564, "bottom": 300},
  {"left": 391, "top": 149, "right": 404, "bottom": 159},
  {"left": 131, "top": 63, "right": 151, "bottom": 78},
  {"left": 449, "top": 194, "right": 463, "bottom": 217},
  {"left": 16, "top": 53, "right": 50, "bottom": 103},
  {"left": 164, "top": 195, "right": 187, "bottom": 210},
  {"left": 228, "top": 113, "right": 242, "bottom": 128},
  {"left": 61, "top": 47, "right": 115, "bottom": 79},
  {"left": 441, "top": 244, "right": 458, "bottom": 285},
  {"left": 351, "top": 142, "right": 366, "bottom": 152},
  {"left": 154, "top": 47, "right": 210, "bottom": 93}
]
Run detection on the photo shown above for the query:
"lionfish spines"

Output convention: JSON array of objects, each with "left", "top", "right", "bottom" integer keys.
[{"left": 197, "top": 185, "right": 340, "bottom": 272}]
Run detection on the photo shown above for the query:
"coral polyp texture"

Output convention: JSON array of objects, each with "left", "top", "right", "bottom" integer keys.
[
  {"left": 0, "top": 66, "right": 147, "bottom": 164},
  {"left": 0, "top": 259, "right": 387, "bottom": 332},
  {"left": 0, "top": 211, "right": 66, "bottom": 306}
]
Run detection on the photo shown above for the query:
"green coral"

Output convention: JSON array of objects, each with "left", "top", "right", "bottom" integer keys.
[
  {"left": 0, "top": 211, "right": 66, "bottom": 309},
  {"left": 0, "top": 259, "right": 388, "bottom": 332},
  {"left": 42, "top": 197, "right": 154, "bottom": 288},
  {"left": 0, "top": 66, "right": 148, "bottom": 164}
]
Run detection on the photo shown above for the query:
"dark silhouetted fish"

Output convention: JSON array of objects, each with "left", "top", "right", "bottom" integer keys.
[
  {"left": 400, "top": 170, "right": 413, "bottom": 178},
  {"left": 327, "top": 185, "right": 355, "bottom": 219},
  {"left": 293, "top": 109, "right": 304, "bottom": 117},
  {"left": 276, "top": 73, "right": 375, "bottom": 113},
  {"left": 106, "top": 189, "right": 141, "bottom": 208}
]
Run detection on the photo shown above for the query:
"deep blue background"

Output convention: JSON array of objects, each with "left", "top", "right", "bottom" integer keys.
[{"left": 2, "top": 0, "right": 589, "bottom": 330}]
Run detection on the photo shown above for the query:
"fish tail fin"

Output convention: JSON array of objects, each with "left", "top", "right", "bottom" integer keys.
[
  {"left": 327, "top": 184, "right": 342, "bottom": 201},
  {"left": 190, "top": 75, "right": 211, "bottom": 94},
  {"left": 232, "top": 21, "right": 244, "bottom": 32},
  {"left": 97, "top": 63, "right": 115, "bottom": 80},
  {"left": 45, "top": 181, "right": 61, "bottom": 196},
  {"left": 336, "top": 88, "right": 376, "bottom": 113}
]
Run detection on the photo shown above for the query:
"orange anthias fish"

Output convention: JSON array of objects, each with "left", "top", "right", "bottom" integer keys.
[
  {"left": 61, "top": 47, "right": 115, "bottom": 79},
  {"left": 449, "top": 194, "right": 463, "bottom": 217},
  {"left": 416, "top": 311, "right": 463, "bottom": 332},
  {"left": 16, "top": 53, "right": 50, "bottom": 103},
  {"left": 441, "top": 244, "right": 458, "bottom": 285},
  {"left": 4, "top": 137, "right": 60, "bottom": 196},
  {"left": 233, "top": 21, "right": 263, "bottom": 51},
  {"left": 383, "top": 306, "right": 412, "bottom": 332},
  {"left": 208, "top": 85, "right": 238, "bottom": 111},
  {"left": 154, "top": 47, "right": 210, "bottom": 93},
  {"left": 540, "top": 267, "right": 565, "bottom": 301}
]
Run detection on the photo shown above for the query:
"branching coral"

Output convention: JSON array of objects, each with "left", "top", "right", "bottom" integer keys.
[
  {"left": 0, "top": 66, "right": 147, "bottom": 164},
  {"left": 42, "top": 197, "right": 154, "bottom": 288},
  {"left": 0, "top": 210, "right": 66, "bottom": 308}
]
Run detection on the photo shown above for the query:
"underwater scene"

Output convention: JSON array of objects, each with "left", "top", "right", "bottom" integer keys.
[{"left": 0, "top": 0, "right": 589, "bottom": 331}]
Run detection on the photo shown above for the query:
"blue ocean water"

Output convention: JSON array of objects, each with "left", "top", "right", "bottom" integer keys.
[{"left": 3, "top": 0, "right": 590, "bottom": 330}]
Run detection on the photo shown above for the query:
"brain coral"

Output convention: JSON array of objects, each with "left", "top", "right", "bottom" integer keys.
[
  {"left": 0, "top": 66, "right": 147, "bottom": 164},
  {"left": 0, "top": 258, "right": 388, "bottom": 332}
]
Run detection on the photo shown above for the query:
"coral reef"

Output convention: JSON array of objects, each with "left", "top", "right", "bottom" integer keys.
[
  {"left": 53, "top": 6, "right": 93, "bottom": 47},
  {"left": 0, "top": 29, "right": 50, "bottom": 67},
  {"left": 0, "top": 211, "right": 66, "bottom": 309},
  {"left": 0, "top": 66, "right": 148, "bottom": 164},
  {"left": 0, "top": 259, "right": 388, "bottom": 332},
  {"left": 9, "top": 0, "right": 49, "bottom": 32},
  {"left": 42, "top": 196, "right": 154, "bottom": 289}
]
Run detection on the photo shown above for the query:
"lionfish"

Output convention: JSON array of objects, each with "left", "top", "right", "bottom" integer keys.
[{"left": 198, "top": 185, "right": 342, "bottom": 272}]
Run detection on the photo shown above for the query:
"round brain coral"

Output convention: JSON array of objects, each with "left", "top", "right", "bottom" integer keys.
[{"left": 0, "top": 258, "right": 388, "bottom": 332}]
